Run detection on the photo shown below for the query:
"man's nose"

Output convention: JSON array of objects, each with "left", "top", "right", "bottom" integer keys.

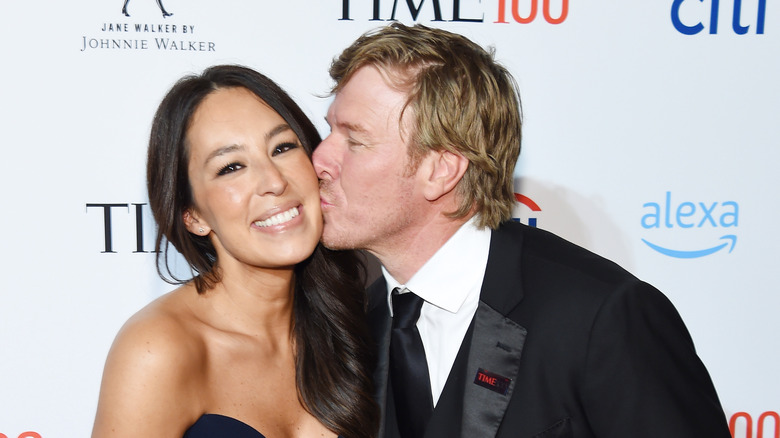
[{"left": 313, "top": 135, "right": 340, "bottom": 180}]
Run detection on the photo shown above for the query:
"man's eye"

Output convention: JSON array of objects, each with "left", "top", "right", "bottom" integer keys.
[
  {"left": 272, "top": 142, "right": 299, "bottom": 156},
  {"left": 217, "top": 162, "right": 243, "bottom": 176}
]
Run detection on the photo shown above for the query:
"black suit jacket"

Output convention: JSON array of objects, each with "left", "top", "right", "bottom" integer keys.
[{"left": 367, "top": 221, "right": 731, "bottom": 438}]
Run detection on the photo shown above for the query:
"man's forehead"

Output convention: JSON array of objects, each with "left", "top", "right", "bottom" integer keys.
[
  {"left": 325, "top": 66, "right": 417, "bottom": 143},
  {"left": 325, "top": 113, "right": 369, "bottom": 134}
]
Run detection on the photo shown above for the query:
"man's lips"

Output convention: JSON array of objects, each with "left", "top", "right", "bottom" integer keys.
[{"left": 319, "top": 197, "right": 334, "bottom": 208}]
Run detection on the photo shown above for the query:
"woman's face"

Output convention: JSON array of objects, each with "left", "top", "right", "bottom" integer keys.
[{"left": 184, "top": 86, "right": 322, "bottom": 271}]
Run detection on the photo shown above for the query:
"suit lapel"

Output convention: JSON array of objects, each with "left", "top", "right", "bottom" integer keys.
[
  {"left": 461, "top": 224, "right": 528, "bottom": 437},
  {"left": 461, "top": 302, "right": 526, "bottom": 436}
]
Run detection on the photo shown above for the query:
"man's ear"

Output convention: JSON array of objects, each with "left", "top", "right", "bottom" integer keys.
[
  {"left": 419, "top": 149, "right": 469, "bottom": 202},
  {"left": 183, "top": 209, "right": 211, "bottom": 236}
]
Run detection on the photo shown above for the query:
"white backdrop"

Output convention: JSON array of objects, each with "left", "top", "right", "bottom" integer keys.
[{"left": 1, "top": 1, "right": 777, "bottom": 437}]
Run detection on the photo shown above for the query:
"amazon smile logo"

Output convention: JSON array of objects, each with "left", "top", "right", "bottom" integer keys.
[{"left": 640, "top": 192, "right": 739, "bottom": 259}]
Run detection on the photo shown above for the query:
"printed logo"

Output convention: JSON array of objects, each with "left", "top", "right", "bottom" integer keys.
[
  {"left": 339, "top": 0, "right": 568, "bottom": 24},
  {"left": 640, "top": 191, "right": 739, "bottom": 258},
  {"left": 495, "top": 0, "right": 569, "bottom": 24},
  {"left": 473, "top": 368, "right": 511, "bottom": 395},
  {"left": 511, "top": 193, "right": 541, "bottom": 227},
  {"left": 671, "top": 0, "right": 767, "bottom": 34},
  {"left": 86, "top": 203, "right": 158, "bottom": 253},
  {"left": 0, "top": 432, "right": 42, "bottom": 438},
  {"left": 729, "top": 411, "right": 779, "bottom": 438},
  {"left": 122, "top": 0, "right": 173, "bottom": 18},
  {"left": 79, "top": 1, "right": 217, "bottom": 53}
]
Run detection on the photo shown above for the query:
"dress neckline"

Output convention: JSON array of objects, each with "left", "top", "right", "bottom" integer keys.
[
  {"left": 185, "top": 413, "right": 265, "bottom": 437},
  {"left": 184, "top": 413, "right": 344, "bottom": 438}
]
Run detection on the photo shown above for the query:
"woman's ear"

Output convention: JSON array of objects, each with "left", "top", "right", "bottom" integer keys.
[
  {"left": 183, "top": 209, "right": 211, "bottom": 236},
  {"left": 419, "top": 149, "right": 469, "bottom": 202}
]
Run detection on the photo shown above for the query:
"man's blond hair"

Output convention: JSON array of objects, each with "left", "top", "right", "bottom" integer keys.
[{"left": 329, "top": 23, "right": 522, "bottom": 229}]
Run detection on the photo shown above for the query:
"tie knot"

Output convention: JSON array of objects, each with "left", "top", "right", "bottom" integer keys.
[{"left": 392, "top": 288, "right": 424, "bottom": 329}]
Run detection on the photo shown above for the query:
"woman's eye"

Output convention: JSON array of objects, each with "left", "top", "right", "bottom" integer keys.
[
  {"left": 272, "top": 142, "right": 299, "bottom": 156},
  {"left": 217, "top": 162, "right": 243, "bottom": 176}
]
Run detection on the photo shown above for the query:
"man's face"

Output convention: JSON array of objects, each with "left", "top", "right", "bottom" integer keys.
[{"left": 313, "top": 66, "right": 423, "bottom": 255}]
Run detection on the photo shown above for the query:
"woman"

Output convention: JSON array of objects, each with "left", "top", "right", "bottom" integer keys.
[{"left": 92, "top": 65, "right": 378, "bottom": 438}]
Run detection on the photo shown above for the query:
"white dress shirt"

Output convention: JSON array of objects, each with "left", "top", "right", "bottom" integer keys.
[{"left": 382, "top": 217, "right": 491, "bottom": 407}]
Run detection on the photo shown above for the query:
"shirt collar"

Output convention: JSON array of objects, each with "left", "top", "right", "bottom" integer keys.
[{"left": 383, "top": 216, "right": 492, "bottom": 315}]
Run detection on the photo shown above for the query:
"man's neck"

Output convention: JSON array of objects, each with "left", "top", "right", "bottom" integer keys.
[{"left": 370, "top": 216, "right": 472, "bottom": 284}]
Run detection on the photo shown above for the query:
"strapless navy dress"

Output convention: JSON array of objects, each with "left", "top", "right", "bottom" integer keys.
[
  {"left": 183, "top": 414, "right": 344, "bottom": 438},
  {"left": 184, "top": 414, "right": 264, "bottom": 437}
]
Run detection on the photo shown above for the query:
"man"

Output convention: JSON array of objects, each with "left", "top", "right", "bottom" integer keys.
[{"left": 313, "top": 23, "right": 731, "bottom": 438}]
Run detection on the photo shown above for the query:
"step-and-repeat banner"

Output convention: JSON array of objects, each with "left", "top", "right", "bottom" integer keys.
[{"left": 1, "top": 1, "right": 777, "bottom": 437}]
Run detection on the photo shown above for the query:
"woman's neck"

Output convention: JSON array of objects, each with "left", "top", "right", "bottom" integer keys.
[{"left": 196, "top": 262, "right": 297, "bottom": 342}]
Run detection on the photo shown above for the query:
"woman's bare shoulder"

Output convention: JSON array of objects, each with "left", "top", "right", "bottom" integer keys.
[
  {"left": 114, "top": 286, "right": 204, "bottom": 359},
  {"left": 92, "top": 284, "right": 206, "bottom": 437}
]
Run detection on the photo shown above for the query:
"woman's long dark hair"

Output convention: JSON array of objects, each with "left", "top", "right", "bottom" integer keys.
[{"left": 146, "top": 65, "right": 378, "bottom": 438}]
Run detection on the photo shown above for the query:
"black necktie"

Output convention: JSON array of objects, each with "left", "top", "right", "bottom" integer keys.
[{"left": 390, "top": 288, "right": 433, "bottom": 438}]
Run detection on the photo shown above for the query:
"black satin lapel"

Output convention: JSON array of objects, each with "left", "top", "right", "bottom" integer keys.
[
  {"left": 461, "top": 301, "right": 527, "bottom": 437},
  {"left": 366, "top": 278, "right": 392, "bottom": 438}
]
